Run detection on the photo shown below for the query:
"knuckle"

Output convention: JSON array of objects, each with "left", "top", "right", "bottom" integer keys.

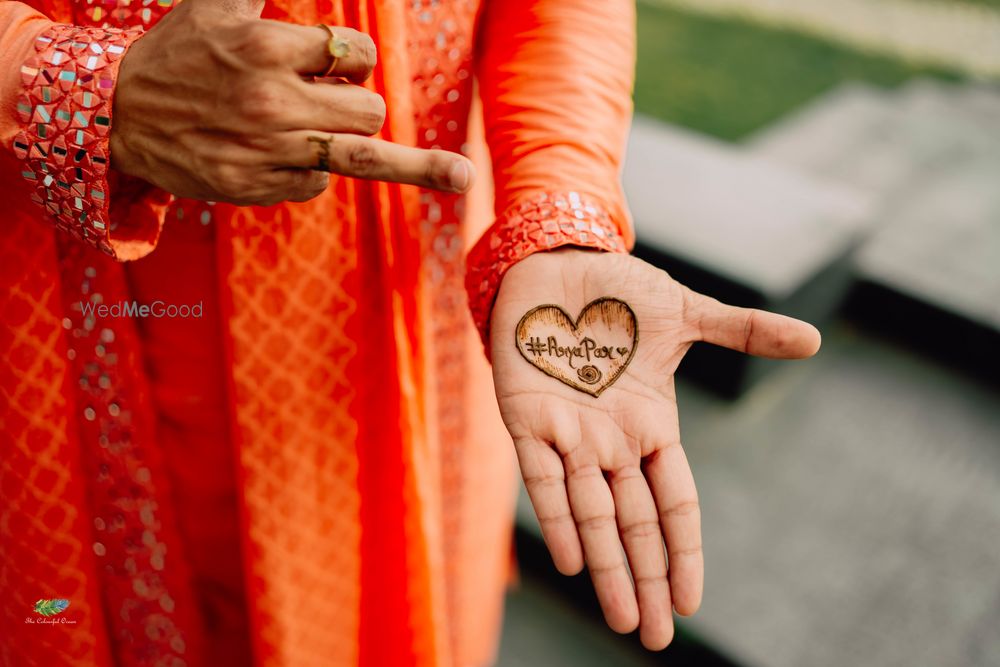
[
  {"left": 183, "top": 7, "right": 218, "bottom": 34},
  {"left": 281, "top": 170, "right": 329, "bottom": 202},
  {"left": 660, "top": 500, "right": 701, "bottom": 521},
  {"left": 558, "top": 443, "right": 586, "bottom": 469},
  {"left": 299, "top": 172, "right": 331, "bottom": 201},
  {"left": 345, "top": 142, "right": 378, "bottom": 175},
  {"left": 235, "top": 80, "right": 285, "bottom": 123},
  {"left": 679, "top": 285, "right": 699, "bottom": 332},
  {"left": 207, "top": 165, "right": 244, "bottom": 201},
  {"left": 620, "top": 520, "right": 661, "bottom": 540},
  {"left": 587, "top": 561, "right": 625, "bottom": 576},
  {"left": 742, "top": 309, "right": 758, "bottom": 353},
  {"left": 309, "top": 170, "right": 331, "bottom": 192},
  {"left": 538, "top": 512, "right": 575, "bottom": 528},
  {"left": 362, "top": 34, "right": 378, "bottom": 69},
  {"left": 423, "top": 152, "right": 451, "bottom": 189},
  {"left": 576, "top": 514, "right": 615, "bottom": 533},
  {"left": 525, "top": 473, "right": 564, "bottom": 492},
  {"left": 244, "top": 133, "right": 281, "bottom": 154},
  {"left": 348, "top": 109, "right": 383, "bottom": 136},
  {"left": 233, "top": 23, "right": 283, "bottom": 65},
  {"left": 345, "top": 30, "right": 377, "bottom": 71},
  {"left": 357, "top": 94, "right": 386, "bottom": 134},
  {"left": 565, "top": 459, "right": 602, "bottom": 480},
  {"left": 668, "top": 544, "right": 703, "bottom": 559},
  {"left": 611, "top": 464, "right": 644, "bottom": 484}
]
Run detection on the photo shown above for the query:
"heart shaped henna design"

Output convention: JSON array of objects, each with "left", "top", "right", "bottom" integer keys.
[{"left": 515, "top": 297, "right": 638, "bottom": 397}]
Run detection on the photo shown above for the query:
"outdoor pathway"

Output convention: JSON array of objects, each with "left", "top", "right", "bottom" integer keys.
[{"left": 641, "top": 0, "right": 1000, "bottom": 78}]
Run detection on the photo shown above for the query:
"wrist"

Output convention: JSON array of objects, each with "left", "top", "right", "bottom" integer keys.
[{"left": 465, "top": 191, "right": 629, "bottom": 350}]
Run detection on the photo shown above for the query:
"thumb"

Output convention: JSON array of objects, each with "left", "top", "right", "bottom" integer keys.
[
  {"left": 185, "top": 0, "right": 265, "bottom": 17},
  {"left": 683, "top": 288, "right": 822, "bottom": 359}
]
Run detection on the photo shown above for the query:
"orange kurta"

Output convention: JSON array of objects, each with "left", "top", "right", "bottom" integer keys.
[{"left": 0, "top": 0, "right": 636, "bottom": 666}]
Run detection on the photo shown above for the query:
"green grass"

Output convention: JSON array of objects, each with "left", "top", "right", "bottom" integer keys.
[
  {"left": 927, "top": 0, "right": 1000, "bottom": 8},
  {"left": 634, "top": 3, "right": 964, "bottom": 141}
]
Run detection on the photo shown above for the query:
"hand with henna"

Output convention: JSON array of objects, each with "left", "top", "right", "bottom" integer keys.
[
  {"left": 110, "top": 0, "right": 474, "bottom": 206},
  {"left": 490, "top": 248, "right": 821, "bottom": 650}
]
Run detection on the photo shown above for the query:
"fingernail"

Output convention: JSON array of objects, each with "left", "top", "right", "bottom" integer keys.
[{"left": 448, "top": 160, "right": 473, "bottom": 192}]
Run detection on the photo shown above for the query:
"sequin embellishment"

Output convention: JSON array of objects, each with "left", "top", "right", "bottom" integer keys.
[
  {"left": 465, "top": 191, "right": 628, "bottom": 347},
  {"left": 76, "top": 0, "right": 178, "bottom": 30},
  {"left": 13, "top": 24, "right": 142, "bottom": 256}
]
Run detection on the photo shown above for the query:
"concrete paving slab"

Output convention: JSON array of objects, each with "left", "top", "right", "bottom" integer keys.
[
  {"left": 746, "top": 79, "right": 1000, "bottom": 377},
  {"left": 744, "top": 83, "right": 914, "bottom": 197},
  {"left": 856, "top": 155, "right": 1000, "bottom": 330},
  {"left": 683, "top": 327, "right": 1000, "bottom": 667},
  {"left": 511, "top": 325, "right": 1000, "bottom": 667},
  {"left": 626, "top": 114, "right": 872, "bottom": 297},
  {"left": 624, "top": 114, "right": 872, "bottom": 394},
  {"left": 747, "top": 79, "right": 1000, "bottom": 204},
  {"left": 498, "top": 581, "right": 659, "bottom": 667}
]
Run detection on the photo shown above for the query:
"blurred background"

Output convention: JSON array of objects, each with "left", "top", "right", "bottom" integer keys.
[{"left": 497, "top": 0, "right": 1000, "bottom": 665}]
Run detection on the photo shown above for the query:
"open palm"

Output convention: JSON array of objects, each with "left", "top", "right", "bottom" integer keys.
[{"left": 490, "top": 249, "right": 821, "bottom": 650}]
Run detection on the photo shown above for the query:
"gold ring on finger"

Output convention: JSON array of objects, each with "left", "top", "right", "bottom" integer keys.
[
  {"left": 307, "top": 134, "right": 334, "bottom": 172},
  {"left": 316, "top": 24, "right": 351, "bottom": 77}
]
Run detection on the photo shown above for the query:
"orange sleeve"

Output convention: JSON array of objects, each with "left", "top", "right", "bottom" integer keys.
[
  {"left": 0, "top": 2, "right": 168, "bottom": 261},
  {"left": 465, "top": 0, "right": 637, "bottom": 344},
  {"left": 0, "top": 4, "right": 52, "bottom": 140}
]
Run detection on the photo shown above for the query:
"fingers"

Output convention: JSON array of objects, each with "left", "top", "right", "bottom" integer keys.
[
  {"left": 643, "top": 443, "right": 704, "bottom": 617},
  {"left": 188, "top": 0, "right": 265, "bottom": 18},
  {"left": 607, "top": 462, "right": 674, "bottom": 650},
  {"left": 515, "top": 438, "right": 584, "bottom": 575},
  {"left": 683, "top": 288, "right": 822, "bottom": 359},
  {"left": 215, "top": 168, "right": 329, "bottom": 206},
  {"left": 275, "top": 131, "right": 475, "bottom": 193},
  {"left": 223, "top": 74, "right": 386, "bottom": 135},
  {"left": 564, "top": 451, "right": 640, "bottom": 634},
  {"left": 262, "top": 169, "right": 331, "bottom": 203},
  {"left": 263, "top": 21, "right": 377, "bottom": 82},
  {"left": 291, "top": 80, "right": 386, "bottom": 135}
]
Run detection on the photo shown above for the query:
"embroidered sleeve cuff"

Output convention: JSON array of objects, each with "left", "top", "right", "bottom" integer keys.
[
  {"left": 465, "top": 190, "right": 629, "bottom": 349},
  {"left": 13, "top": 24, "right": 168, "bottom": 261}
]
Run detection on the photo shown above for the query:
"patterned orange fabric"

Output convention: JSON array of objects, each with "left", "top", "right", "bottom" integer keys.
[{"left": 0, "top": 1, "right": 635, "bottom": 666}]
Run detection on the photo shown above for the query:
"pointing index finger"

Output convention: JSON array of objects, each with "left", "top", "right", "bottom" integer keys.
[{"left": 278, "top": 132, "right": 475, "bottom": 194}]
